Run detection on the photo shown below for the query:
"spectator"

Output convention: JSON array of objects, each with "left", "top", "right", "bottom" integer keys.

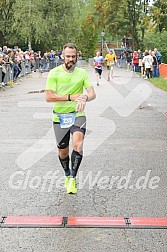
[
  {"left": 142, "top": 51, "right": 153, "bottom": 79},
  {"left": 0, "top": 55, "right": 6, "bottom": 87},
  {"left": 137, "top": 49, "right": 143, "bottom": 75},
  {"left": 154, "top": 48, "right": 162, "bottom": 77},
  {"left": 2, "top": 46, "right": 8, "bottom": 55},
  {"left": 126, "top": 52, "right": 132, "bottom": 72},
  {"left": 152, "top": 51, "right": 159, "bottom": 78},
  {"left": 132, "top": 51, "right": 139, "bottom": 72},
  {"left": 49, "top": 50, "right": 55, "bottom": 69}
]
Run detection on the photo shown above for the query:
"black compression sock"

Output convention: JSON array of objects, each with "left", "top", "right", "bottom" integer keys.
[
  {"left": 71, "top": 150, "right": 83, "bottom": 178},
  {"left": 59, "top": 156, "right": 70, "bottom": 176}
]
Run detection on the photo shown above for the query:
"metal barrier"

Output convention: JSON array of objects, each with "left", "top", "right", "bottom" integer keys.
[
  {"left": 4, "top": 64, "right": 14, "bottom": 85},
  {"left": 20, "top": 61, "right": 26, "bottom": 77},
  {"left": 0, "top": 56, "right": 62, "bottom": 92}
]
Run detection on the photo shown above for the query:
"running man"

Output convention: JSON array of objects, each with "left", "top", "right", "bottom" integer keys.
[
  {"left": 105, "top": 49, "right": 116, "bottom": 81},
  {"left": 45, "top": 43, "right": 96, "bottom": 194},
  {"left": 93, "top": 51, "right": 104, "bottom": 86}
]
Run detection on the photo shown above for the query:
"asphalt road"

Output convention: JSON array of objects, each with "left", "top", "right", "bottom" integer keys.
[{"left": 0, "top": 62, "right": 167, "bottom": 251}]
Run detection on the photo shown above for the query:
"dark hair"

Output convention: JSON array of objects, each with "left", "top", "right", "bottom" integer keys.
[
  {"left": 145, "top": 51, "right": 149, "bottom": 56},
  {"left": 63, "top": 43, "right": 78, "bottom": 52},
  {"left": 7, "top": 49, "right": 13, "bottom": 54}
]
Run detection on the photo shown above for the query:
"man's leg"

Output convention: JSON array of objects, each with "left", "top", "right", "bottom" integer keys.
[
  {"left": 108, "top": 70, "right": 110, "bottom": 81},
  {"left": 107, "top": 66, "right": 110, "bottom": 81},
  {"left": 150, "top": 68, "right": 152, "bottom": 78},
  {"left": 58, "top": 146, "right": 70, "bottom": 176},
  {"left": 67, "top": 116, "right": 86, "bottom": 194},
  {"left": 98, "top": 69, "right": 102, "bottom": 85},
  {"left": 71, "top": 131, "right": 84, "bottom": 177},
  {"left": 58, "top": 146, "right": 71, "bottom": 189},
  {"left": 53, "top": 123, "right": 71, "bottom": 188},
  {"left": 66, "top": 131, "right": 84, "bottom": 194},
  {"left": 95, "top": 69, "right": 99, "bottom": 86},
  {"left": 156, "top": 65, "right": 159, "bottom": 77},
  {"left": 110, "top": 65, "right": 114, "bottom": 78},
  {"left": 99, "top": 69, "right": 102, "bottom": 80}
]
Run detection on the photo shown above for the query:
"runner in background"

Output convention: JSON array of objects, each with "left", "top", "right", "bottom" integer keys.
[
  {"left": 93, "top": 51, "right": 104, "bottom": 86},
  {"left": 105, "top": 49, "right": 116, "bottom": 81}
]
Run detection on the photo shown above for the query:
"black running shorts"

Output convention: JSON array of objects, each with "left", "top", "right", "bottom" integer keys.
[
  {"left": 53, "top": 116, "right": 86, "bottom": 149},
  {"left": 95, "top": 68, "right": 102, "bottom": 75}
]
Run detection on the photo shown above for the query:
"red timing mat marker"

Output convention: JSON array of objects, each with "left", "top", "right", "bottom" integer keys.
[
  {"left": 2, "top": 216, "right": 63, "bottom": 228},
  {"left": 129, "top": 217, "right": 167, "bottom": 228},
  {"left": 66, "top": 216, "right": 126, "bottom": 228},
  {"left": 1, "top": 216, "right": 167, "bottom": 228}
]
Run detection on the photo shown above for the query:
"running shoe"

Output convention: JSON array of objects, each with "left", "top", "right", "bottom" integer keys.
[
  {"left": 67, "top": 178, "right": 77, "bottom": 194},
  {"left": 64, "top": 176, "right": 70, "bottom": 189}
]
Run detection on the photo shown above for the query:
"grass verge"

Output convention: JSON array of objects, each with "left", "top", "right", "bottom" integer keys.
[{"left": 148, "top": 77, "right": 167, "bottom": 92}]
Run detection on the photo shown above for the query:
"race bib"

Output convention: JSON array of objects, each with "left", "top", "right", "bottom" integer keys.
[
  {"left": 96, "top": 63, "right": 102, "bottom": 68},
  {"left": 57, "top": 113, "right": 76, "bottom": 128},
  {"left": 109, "top": 62, "right": 114, "bottom": 66}
]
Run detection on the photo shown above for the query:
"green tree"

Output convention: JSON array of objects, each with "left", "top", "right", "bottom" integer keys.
[
  {"left": 79, "top": 14, "right": 98, "bottom": 58},
  {"left": 11, "top": 0, "right": 77, "bottom": 51},
  {"left": 144, "top": 30, "right": 167, "bottom": 63},
  {"left": 0, "top": 0, "right": 16, "bottom": 45},
  {"left": 150, "top": 0, "right": 167, "bottom": 32},
  {"left": 93, "top": 0, "right": 153, "bottom": 49}
]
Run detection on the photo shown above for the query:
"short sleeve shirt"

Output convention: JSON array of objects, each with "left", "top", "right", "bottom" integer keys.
[
  {"left": 105, "top": 53, "right": 116, "bottom": 66},
  {"left": 93, "top": 56, "right": 104, "bottom": 69},
  {"left": 46, "top": 65, "right": 92, "bottom": 122}
]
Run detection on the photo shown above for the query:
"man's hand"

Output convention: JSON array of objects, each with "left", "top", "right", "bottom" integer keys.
[
  {"left": 76, "top": 101, "right": 86, "bottom": 112},
  {"left": 70, "top": 94, "right": 81, "bottom": 101},
  {"left": 75, "top": 94, "right": 88, "bottom": 112},
  {"left": 76, "top": 94, "right": 88, "bottom": 102}
]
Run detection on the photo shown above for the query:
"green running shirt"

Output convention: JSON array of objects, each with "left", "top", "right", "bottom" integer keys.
[{"left": 45, "top": 65, "right": 92, "bottom": 122}]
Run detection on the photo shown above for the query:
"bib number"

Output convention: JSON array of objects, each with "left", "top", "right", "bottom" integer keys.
[
  {"left": 58, "top": 113, "right": 76, "bottom": 128},
  {"left": 109, "top": 62, "right": 114, "bottom": 66}
]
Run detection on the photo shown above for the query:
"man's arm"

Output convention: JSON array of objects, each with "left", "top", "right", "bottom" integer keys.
[
  {"left": 45, "top": 90, "right": 80, "bottom": 103},
  {"left": 75, "top": 86, "right": 96, "bottom": 112},
  {"left": 114, "top": 54, "right": 117, "bottom": 63},
  {"left": 93, "top": 58, "right": 96, "bottom": 67},
  {"left": 76, "top": 86, "right": 96, "bottom": 103},
  {"left": 85, "top": 86, "right": 96, "bottom": 102}
]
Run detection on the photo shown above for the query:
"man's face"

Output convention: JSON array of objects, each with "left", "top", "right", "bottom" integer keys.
[{"left": 63, "top": 47, "right": 77, "bottom": 70}]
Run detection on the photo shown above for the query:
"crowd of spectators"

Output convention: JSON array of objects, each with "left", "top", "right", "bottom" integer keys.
[
  {"left": 0, "top": 46, "right": 63, "bottom": 91},
  {"left": 124, "top": 47, "right": 162, "bottom": 79}
]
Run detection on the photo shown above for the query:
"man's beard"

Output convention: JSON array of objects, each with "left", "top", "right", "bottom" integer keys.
[{"left": 65, "top": 61, "right": 76, "bottom": 71}]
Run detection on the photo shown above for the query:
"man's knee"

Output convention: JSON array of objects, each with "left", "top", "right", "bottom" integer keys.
[
  {"left": 58, "top": 146, "right": 69, "bottom": 159},
  {"left": 73, "top": 137, "right": 84, "bottom": 153}
]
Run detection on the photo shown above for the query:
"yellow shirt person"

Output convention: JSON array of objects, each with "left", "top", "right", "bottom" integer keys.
[
  {"left": 105, "top": 50, "right": 116, "bottom": 66},
  {"left": 105, "top": 49, "right": 116, "bottom": 81}
]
